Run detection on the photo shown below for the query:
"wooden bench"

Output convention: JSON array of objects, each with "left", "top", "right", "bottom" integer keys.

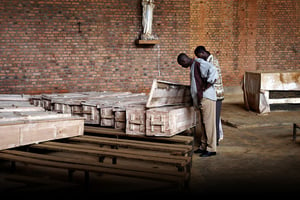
[
  {"left": 28, "top": 141, "right": 192, "bottom": 173},
  {"left": 84, "top": 126, "right": 194, "bottom": 145},
  {"left": 293, "top": 123, "right": 300, "bottom": 142},
  {"left": 67, "top": 135, "right": 193, "bottom": 156},
  {"left": 0, "top": 148, "right": 189, "bottom": 190},
  {"left": 0, "top": 125, "right": 194, "bottom": 190}
]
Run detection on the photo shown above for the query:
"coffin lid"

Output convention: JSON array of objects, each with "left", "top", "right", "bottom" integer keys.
[{"left": 146, "top": 79, "right": 192, "bottom": 108}]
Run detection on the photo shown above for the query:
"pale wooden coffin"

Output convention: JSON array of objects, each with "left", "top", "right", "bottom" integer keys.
[
  {"left": 0, "top": 94, "right": 31, "bottom": 101},
  {"left": 81, "top": 100, "right": 101, "bottom": 125},
  {"left": 99, "top": 93, "right": 148, "bottom": 127},
  {"left": 243, "top": 71, "right": 300, "bottom": 113},
  {"left": 40, "top": 91, "right": 110, "bottom": 111},
  {"left": 29, "top": 95, "right": 44, "bottom": 107},
  {"left": 80, "top": 92, "right": 144, "bottom": 126},
  {"left": 125, "top": 105, "right": 147, "bottom": 135},
  {"left": 125, "top": 79, "right": 195, "bottom": 136},
  {"left": 145, "top": 105, "right": 197, "bottom": 137},
  {"left": 66, "top": 91, "right": 131, "bottom": 125},
  {"left": 0, "top": 111, "right": 84, "bottom": 150},
  {"left": 0, "top": 100, "right": 45, "bottom": 113},
  {"left": 113, "top": 97, "right": 148, "bottom": 130}
]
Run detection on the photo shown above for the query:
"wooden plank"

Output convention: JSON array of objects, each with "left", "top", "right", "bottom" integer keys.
[
  {"left": 68, "top": 135, "right": 192, "bottom": 156},
  {"left": 135, "top": 40, "right": 159, "bottom": 45},
  {"left": 146, "top": 79, "right": 192, "bottom": 108},
  {"left": 268, "top": 97, "right": 300, "bottom": 104},
  {"left": 29, "top": 141, "right": 191, "bottom": 167},
  {"left": 145, "top": 105, "right": 197, "bottom": 137},
  {"left": 0, "top": 150, "right": 185, "bottom": 184},
  {"left": 84, "top": 126, "right": 194, "bottom": 145}
]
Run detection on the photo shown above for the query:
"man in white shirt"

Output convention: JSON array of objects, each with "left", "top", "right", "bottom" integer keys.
[{"left": 194, "top": 46, "right": 225, "bottom": 145}]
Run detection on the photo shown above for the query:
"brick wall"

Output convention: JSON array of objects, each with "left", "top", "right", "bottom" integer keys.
[
  {"left": 0, "top": 0, "right": 298, "bottom": 94},
  {"left": 190, "top": 0, "right": 299, "bottom": 87}
]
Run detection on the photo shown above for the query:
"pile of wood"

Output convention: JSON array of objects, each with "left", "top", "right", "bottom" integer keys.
[{"left": 28, "top": 79, "right": 197, "bottom": 137}]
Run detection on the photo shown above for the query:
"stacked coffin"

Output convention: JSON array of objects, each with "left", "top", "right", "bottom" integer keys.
[
  {"left": 126, "top": 79, "right": 197, "bottom": 137},
  {"left": 26, "top": 79, "right": 197, "bottom": 137},
  {"left": 0, "top": 94, "right": 84, "bottom": 150}
]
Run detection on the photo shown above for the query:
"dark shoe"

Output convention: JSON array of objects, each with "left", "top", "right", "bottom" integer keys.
[
  {"left": 200, "top": 151, "right": 216, "bottom": 157},
  {"left": 194, "top": 148, "right": 205, "bottom": 154}
]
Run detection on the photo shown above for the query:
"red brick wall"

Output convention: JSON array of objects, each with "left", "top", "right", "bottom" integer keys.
[
  {"left": 0, "top": 0, "right": 190, "bottom": 94},
  {"left": 0, "top": 0, "right": 298, "bottom": 94},
  {"left": 190, "top": 0, "right": 299, "bottom": 87}
]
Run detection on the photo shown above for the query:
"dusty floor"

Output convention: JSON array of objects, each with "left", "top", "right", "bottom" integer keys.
[{"left": 1, "top": 93, "right": 300, "bottom": 197}]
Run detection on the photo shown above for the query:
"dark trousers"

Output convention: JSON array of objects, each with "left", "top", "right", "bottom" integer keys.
[{"left": 216, "top": 100, "right": 223, "bottom": 142}]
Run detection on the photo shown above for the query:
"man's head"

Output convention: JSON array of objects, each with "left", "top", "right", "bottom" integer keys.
[
  {"left": 194, "top": 46, "right": 210, "bottom": 60},
  {"left": 177, "top": 53, "right": 193, "bottom": 68}
]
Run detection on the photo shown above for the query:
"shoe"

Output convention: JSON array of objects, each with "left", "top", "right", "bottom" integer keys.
[
  {"left": 200, "top": 151, "right": 216, "bottom": 157},
  {"left": 194, "top": 148, "right": 205, "bottom": 154}
]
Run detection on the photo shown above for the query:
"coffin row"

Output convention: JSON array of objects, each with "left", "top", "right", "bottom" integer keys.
[{"left": 1, "top": 80, "right": 197, "bottom": 141}]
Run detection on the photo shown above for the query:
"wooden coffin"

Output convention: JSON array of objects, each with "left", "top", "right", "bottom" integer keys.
[
  {"left": 80, "top": 92, "right": 141, "bottom": 125},
  {"left": 29, "top": 95, "right": 44, "bottom": 107},
  {"left": 125, "top": 79, "right": 195, "bottom": 136},
  {"left": 40, "top": 91, "right": 110, "bottom": 111},
  {"left": 0, "top": 111, "right": 84, "bottom": 150},
  {"left": 113, "top": 96, "right": 148, "bottom": 130},
  {"left": 145, "top": 105, "right": 197, "bottom": 137},
  {"left": 0, "top": 100, "right": 45, "bottom": 112},
  {"left": 125, "top": 105, "right": 147, "bottom": 135},
  {"left": 71, "top": 92, "right": 131, "bottom": 125},
  {"left": 99, "top": 93, "right": 148, "bottom": 127},
  {"left": 243, "top": 70, "right": 300, "bottom": 113},
  {"left": 0, "top": 94, "right": 31, "bottom": 101}
]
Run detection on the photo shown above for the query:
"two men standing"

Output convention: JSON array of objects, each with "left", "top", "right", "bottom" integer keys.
[{"left": 177, "top": 46, "right": 224, "bottom": 157}]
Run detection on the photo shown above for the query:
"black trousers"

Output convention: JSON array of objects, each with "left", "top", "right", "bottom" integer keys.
[{"left": 216, "top": 99, "right": 223, "bottom": 142}]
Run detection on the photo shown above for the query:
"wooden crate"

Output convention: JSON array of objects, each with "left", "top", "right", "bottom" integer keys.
[{"left": 145, "top": 105, "right": 197, "bottom": 137}]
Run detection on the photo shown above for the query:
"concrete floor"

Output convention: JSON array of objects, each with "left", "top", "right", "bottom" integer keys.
[
  {"left": 1, "top": 93, "right": 300, "bottom": 197},
  {"left": 188, "top": 93, "right": 300, "bottom": 197}
]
